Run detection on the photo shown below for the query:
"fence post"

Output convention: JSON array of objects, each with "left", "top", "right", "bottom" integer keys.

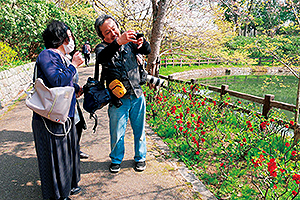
[
  {"left": 168, "top": 75, "right": 174, "bottom": 81},
  {"left": 191, "top": 79, "right": 197, "bottom": 84},
  {"left": 262, "top": 94, "right": 275, "bottom": 117},
  {"left": 258, "top": 57, "right": 262, "bottom": 65},
  {"left": 220, "top": 85, "right": 229, "bottom": 99}
]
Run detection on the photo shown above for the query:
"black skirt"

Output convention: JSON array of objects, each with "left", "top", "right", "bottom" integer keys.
[{"left": 32, "top": 117, "right": 80, "bottom": 199}]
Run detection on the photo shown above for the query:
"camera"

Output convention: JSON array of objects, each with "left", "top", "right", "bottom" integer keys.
[
  {"left": 136, "top": 33, "right": 144, "bottom": 39},
  {"left": 146, "top": 75, "right": 165, "bottom": 87}
]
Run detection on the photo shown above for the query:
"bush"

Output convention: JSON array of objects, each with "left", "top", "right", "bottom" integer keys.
[
  {"left": 225, "top": 35, "right": 300, "bottom": 60},
  {"left": 0, "top": 41, "right": 17, "bottom": 66},
  {"left": 0, "top": 0, "right": 98, "bottom": 61}
]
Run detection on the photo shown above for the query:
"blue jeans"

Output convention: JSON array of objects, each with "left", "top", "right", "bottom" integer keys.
[{"left": 108, "top": 94, "right": 147, "bottom": 164}]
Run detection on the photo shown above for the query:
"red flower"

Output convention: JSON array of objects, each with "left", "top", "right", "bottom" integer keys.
[
  {"left": 260, "top": 121, "right": 267, "bottom": 130},
  {"left": 238, "top": 101, "right": 241, "bottom": 104},
  {"left": 242, "top": 138, "right": 246, "bottom": 142},
  {"left": 273, "top": 185, "right": 277, "bottom": 189},
  {"left": 174, "top": 125, "right": 177, "bottom": 129},
  {"left": 270, "top": 171, "right": 277, "bottom": 177},
  {"left": 240, "top": 143, "right": 244, "bottom": 146},
  {"left": 251, "top": 159, "right": 261, "bottom": 168},
  {"left": 196, "top": 151, "right": 200, "bottom": 155},
  {"left": 182, "top": 87, "right": 187, "bottom": 93},
  {"left": 179, "top": 113, "right": 183, "bottom": 119},
  {"left": 290, "top": 121, "right": 295, "bottom": 126},
  {"left": 201, "top": 101, "right": 205, "bottom": 106},
  {"left": 201, "top": 131, "right": 205, "bottom": 135},
  {"left": 208, "top": 107, "right": 211, "bottom": 111},
  {"left": 201, "top": 138, "right": 205, "bottom": 143},
  {"left": 249, "top": 128, "right": 254, "bottom": 132},
  {"left": 293, "top": 174, "right": 300, "bottom": 184},
  {"left": 270, "top": 118, "right": 275, "bottom": 122},
  {"left": 267, "top": 158, "right": 277, "bottom": 177},
  {"left": 279, "top": 169, "right": 285, "bottom": 173},
  {"left": 186, "top": 107, "right": 190, "bottom": 114},
  {"left": 220, "top": 163, "right": 224, "bottom": 167},
  {"left": 292, "top": 151, "right": 297, "bottom": 156},
  {"left": 186, "top": 122, "right": 192, "bottom": 128},
  {"left": 179, "top": 126, "right": 184, "bottom": 131},
  {"left": 213, "top": 101, "right": 216, "bottom": 106},
  {"left": 191, "top": 114, "right": 195, "bottom": 117},
  {"left": 285, "top": 142, "right": 290, "bottom": 147},
  {"left": 285, "top": 124, "right": 289, "bottom": 128},
  {"left": 292, "top": 190, "right": 297, "bottom": 196}
]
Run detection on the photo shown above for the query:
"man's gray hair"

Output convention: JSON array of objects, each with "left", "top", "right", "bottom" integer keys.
[{"left": 94, "top": 14, "right": 119, "bottom": 39}]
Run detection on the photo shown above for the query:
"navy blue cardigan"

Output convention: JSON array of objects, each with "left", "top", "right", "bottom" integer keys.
[{"left": 33, "top": 49, "right": 77, "bottom": 119}]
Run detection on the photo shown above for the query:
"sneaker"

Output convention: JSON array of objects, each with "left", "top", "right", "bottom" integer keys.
[
  {"left": 70, "top": 186, "right": 81, "bottom": 195},
  {"left": 109, "top": 163, "right": 120, "bottom": 173},
  {"left": 80, "top": 151, "right": 89, "bottom": 159},
  {"left": 134, "top": 161, "right": 146, "bottom": 172}
]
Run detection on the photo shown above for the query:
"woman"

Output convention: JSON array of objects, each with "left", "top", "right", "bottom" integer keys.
[{"left": 32, "top": 20, "right": 84, "bottom": 200}]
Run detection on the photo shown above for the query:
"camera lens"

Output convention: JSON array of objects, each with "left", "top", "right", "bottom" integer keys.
[{"left": 146, "top": 75, "right": 164, "bottom": 87}]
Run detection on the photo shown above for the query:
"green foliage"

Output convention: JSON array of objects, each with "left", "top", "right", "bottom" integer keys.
[
  {"left": 0, "top": 0, "right": 98, "bottom": 62},
  {"left": 225, "top": 35, "right": 300, "bottom": 60}
]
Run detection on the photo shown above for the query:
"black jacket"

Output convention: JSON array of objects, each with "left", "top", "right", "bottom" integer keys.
[{"left": 95, "top": 39, "right": 151, "bottom": 98}]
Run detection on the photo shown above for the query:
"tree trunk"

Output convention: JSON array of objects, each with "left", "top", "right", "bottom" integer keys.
[{"left": 148, "top": 0, "right": 169, "bottom": 76}]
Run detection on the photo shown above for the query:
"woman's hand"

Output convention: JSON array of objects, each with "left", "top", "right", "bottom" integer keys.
[
  {"left": 76, "top": 86, "right": 83, "bottom": 98},
  {"left": 72, "top": 51, "right": 84, "bottom": 68}
]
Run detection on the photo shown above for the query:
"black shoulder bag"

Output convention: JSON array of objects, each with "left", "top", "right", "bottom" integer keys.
[{"left": 83, "top": 57, "right": 111, "bottom": 133}]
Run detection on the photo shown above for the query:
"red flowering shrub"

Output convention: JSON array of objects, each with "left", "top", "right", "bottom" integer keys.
[{"left": 143, "top": 81, "right": 298, "bottom": 199}]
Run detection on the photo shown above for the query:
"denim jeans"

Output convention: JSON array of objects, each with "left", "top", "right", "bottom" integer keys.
[{"left": 108, "top": 94, "right": 147, "bottom": 164}]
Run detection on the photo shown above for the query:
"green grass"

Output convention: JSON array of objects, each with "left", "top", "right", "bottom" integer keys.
[
  {"left": 199, "top": 75, "right": 298, "bottom": 121},
  {"left": 199, "top": 75, "right": 298, "bottom": 105},
  {"left": 159, "top": 63, "right": 242, "bottom": 76}
]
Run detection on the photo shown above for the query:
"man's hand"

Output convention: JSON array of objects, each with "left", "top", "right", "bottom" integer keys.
[
  {"left": 116, "top": 30, "right": 139, "bottom": 45},
  {"left": 135, "top": 37, "right": 144, "bottom": 49}
]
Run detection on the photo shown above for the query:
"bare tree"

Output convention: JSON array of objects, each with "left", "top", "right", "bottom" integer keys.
[{"left": 147, "top": 0, "right": 170, "bottom": 76}]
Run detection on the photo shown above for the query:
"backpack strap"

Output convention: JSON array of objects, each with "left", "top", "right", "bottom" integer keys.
[{"left": 90, "top": 42, "right": 109, "bottom": 133}]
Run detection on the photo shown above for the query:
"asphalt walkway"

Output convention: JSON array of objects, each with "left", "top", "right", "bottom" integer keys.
[{"left": 0, "top": 66, "right": 216, "bottom": 200}]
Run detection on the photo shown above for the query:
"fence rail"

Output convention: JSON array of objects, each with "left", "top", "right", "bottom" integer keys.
[
  {"left": 160, "top": 54, "right": 277, "bottom": 67},
  {"left": 159, "top": 74, "right": 298, "bottom": 126},
  {"left": 160, "top": 57, "right": 220, "bottom": 67}
]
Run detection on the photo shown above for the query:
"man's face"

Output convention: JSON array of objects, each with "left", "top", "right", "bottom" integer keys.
[{"left": 100, "top": 18, "right": 120, "bottom": 44}]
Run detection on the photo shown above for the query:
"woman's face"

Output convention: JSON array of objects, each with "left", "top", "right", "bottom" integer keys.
[
  {"left": 63, "top": 29, "right": 73, "bottom": 45},
  {"left": 100, "top": 18, "right": 120, "bottom": 44}
]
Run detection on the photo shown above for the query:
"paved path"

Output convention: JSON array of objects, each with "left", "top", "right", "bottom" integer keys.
[{"left": 0, "top": 66, "right": 216, "bottom": 200}]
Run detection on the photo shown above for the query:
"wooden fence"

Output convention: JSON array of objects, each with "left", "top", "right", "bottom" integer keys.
[
  {"left": 160, "top": 54, "right": 275, "bottom": 67},
  {"left": 160, "top": 56, "right": 220, "bottom": 67},
  {"left": 158, "top": 74, "right": 298, "bottom": 127}
]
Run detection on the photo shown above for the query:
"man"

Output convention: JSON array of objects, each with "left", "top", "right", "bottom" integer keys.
[
  {"left": 82, "top": 41, "right": 91, "bottom": 67},
  {"left": 94, "top": 14, "right": 151, "bottom": 173}
]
